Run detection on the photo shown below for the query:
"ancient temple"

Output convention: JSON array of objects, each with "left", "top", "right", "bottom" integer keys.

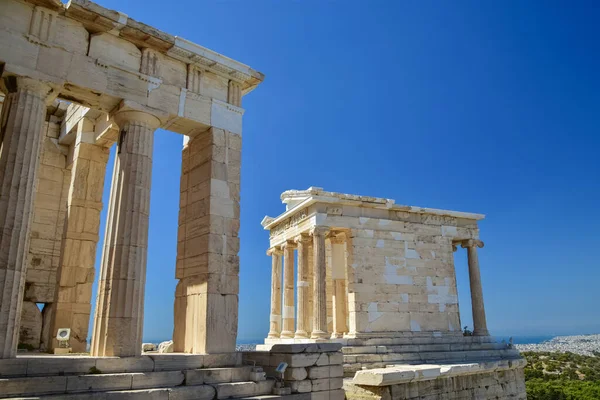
[
  {"left": 258, "top": 187, "right": 527, "bottom": 398},
  {"left": 260, "top": 187, "right": 490, "bottom": 344},
  {"left": 0, "top": 0, "right": 262, "bottom": 358}
]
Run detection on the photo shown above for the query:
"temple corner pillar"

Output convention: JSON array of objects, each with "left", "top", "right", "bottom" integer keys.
[{"left": 173, "top": 127, "right": 241, "bottom": 354}]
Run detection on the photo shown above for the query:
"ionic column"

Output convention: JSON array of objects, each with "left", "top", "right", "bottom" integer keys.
[
  {"left": 91, "top": 110, "right": 159, "bottom": 357},
  {"left": 310, "top": 227, "right": 329, "bottom": 339},
  {"left": 280, "top": 241, "right": 295, "bottom": 338},
  {"left": 0, "top": 78, "right": 51, "bottom": 358},
  {"left": 461, "top": 239, "right": 489, "bottom": 336},
  {"left": 330, "top": 233, "right": 348, "bottom": 338},
  {"left": 267, "top": 247, "right": 283, "bottom": 339},
  {"left": 295, "top": 234, "right": 310, "bottom": 338}
]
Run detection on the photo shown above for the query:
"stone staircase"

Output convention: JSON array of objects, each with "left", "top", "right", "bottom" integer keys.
[
  {"left": 341, "top": 337, "right": 522, "bottom": 376},
  {"left": 0, "top": 354, "right": 276, "bottom": 400}
]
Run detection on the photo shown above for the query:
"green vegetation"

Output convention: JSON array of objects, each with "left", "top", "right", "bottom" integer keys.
[
  {"left": 17, "top": 343, "right": 36, "bottom": 351},
  {"left": 523, "top": 351, "right": 600, "bottom": 400}
]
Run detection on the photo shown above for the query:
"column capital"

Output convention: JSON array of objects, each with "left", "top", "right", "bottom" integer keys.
[
  {"left": 14, "top": 77, "right": 53, "bottom": 96},
  {"left": 281, "top": 240, "right": 297, "bottom": 250},
  {"left": 294, "top": 233, "right": 311, "bottom": 244},
  {"left": 3, "top": 77, "right": 55, "bottom": 102},
  {"left": 461, "top": 239, "right": 484, "bottom": 249},
  {"left": 266, "top": 247, "right": 283, "bottom": 256},
  {"left": 309, "top": 226, "right": 328, "bottom": 237},
  {"left": 327, "top": 231, "right": 346, "bottom": 244},
  {"left": 113, "top": 109, "right": 161, "bottom": 130}
]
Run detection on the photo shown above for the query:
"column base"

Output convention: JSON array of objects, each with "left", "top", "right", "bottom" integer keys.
[
  {"left": 280, "top": 331, "right": 295, "bottom": 339},
  {"left": 267, "top": 332, "right": 281, "bottom": 339},
  {"left": 311, "top": 330, "right": 329, "bottom": 339},
  {"left": 294, "top": 330, "right": 309, "bottom": 339},
  {"left": 473, "top": 329, "right": 490, "bottom": 337}
]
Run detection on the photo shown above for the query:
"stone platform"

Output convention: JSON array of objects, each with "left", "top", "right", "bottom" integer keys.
[
  {"left": 259, "top": 334, "right": 521, "bottom": 377},
  {"left": 0, "top": 353, "right": 274, "bottom": 399},
  {"left": 0, "top": 346, "right": 347, "bottom": 400}
]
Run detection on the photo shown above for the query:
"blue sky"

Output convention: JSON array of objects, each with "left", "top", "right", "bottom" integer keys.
[{"left": 90, "top": 0, "right": 599, "bottom": 342}]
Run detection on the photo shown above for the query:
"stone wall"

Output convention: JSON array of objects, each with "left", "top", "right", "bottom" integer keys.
[
  {"left": 243, "top": 343, "right": 345, "bottom": 400},
  {"left": 268, "top": 193, "right": 482, "bottom": 337}
]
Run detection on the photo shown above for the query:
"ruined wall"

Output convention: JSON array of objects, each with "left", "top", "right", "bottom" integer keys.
[
  {"left": 20, "top": 122, "right": 70, "bottom": 349},
  {"left": 243, "top": 343, "right": 345, "bottom": 399},
  {"left": 346, "top": 368, "right": 526, "bottom": 400}
]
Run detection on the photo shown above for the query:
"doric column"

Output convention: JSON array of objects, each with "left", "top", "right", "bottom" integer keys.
[
  {"left": 310, "top": 226, "right": 329, "bottom": 339},
  {"left": 52, "top": 124, "right": 110, "bottom": 353},
  {"left": 461, "top": 239, "right": 489, "bottom": 336},
  {"left": 0, "top": 78, "right": 52, "bottom": 359},
  {"left": 295, "top": 234, "right": 310, "bottom": 338},
  {"left": 330, "top": 233, "right": 348, "bottom": 338},
  {"left": 280, "top": 241, "right": 296, "bottom": 338},
  {"left": 91, "top": 110, "right": 159, "bottom": 357},
  {"left": 267, "top": 247, "right": 283, "bottom": 339}
]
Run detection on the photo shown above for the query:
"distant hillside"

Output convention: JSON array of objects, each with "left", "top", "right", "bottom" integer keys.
[{"left": 523, "top": 351, "right": 600, "bottom": 400}]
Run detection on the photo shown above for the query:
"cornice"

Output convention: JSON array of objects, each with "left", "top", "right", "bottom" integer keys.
[
  {"left": 264, "top": 188, "right": 485, "bottom": 231},
  {"left": 59, "top": 0, "right": 264, "bottom": 93}
]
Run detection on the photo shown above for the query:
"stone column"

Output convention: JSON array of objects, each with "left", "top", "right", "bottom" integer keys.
[
  {"left": 0, "top": 78, "right": 51, "bottom": 359},
  {"left": 52, "top": 124, "right": 110, "bottom": 353},
  {"left": 280, "top": 241, "right": 295, "bottom": 338},
  {"left": 330, "top": 234, "right": 348, "bottom": 338},
  {"left": 461, "top": 239, "right": 489, "bottom": 336},
  {"left": 294, "top": 234, "right": 310, "bottom": 338},
  {"left": 267, "top": 247, "right": 282, "bottom": 339},
  {"left": 173, "top": 128, "right": 241, "bottom": 354},
  {"left": 310, "top": 227, "right": 329, "bottom": 339},
  {"left": 91, "top": 110, "right": 159, "bottom": 357}
]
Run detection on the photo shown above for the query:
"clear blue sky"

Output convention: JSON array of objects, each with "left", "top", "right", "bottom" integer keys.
[{"left": 89, "top": 0, "right": 599, "bottom": 342}]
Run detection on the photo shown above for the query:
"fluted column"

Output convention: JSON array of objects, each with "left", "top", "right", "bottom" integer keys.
[
  {"left": 267, "top": 247, "right": 283, "bottom": 339},
  {"left": 91, "top": 110, "right": 159, "bottom": 357},
  {"left": 310, "top": 227, "right": 328, "bottom": 339},
  {"left": 295, "top": 234, "right": 310, "bottom": 338},
  {"left": 330, "top": 233, "right": 348, "bottom": 338},
  {"left": 461, "top": 239, "right": 489, "bottom": 336},
  {"left": 0, "top": 79, "right": 51, "bottom": 359},
  {"left": 280, "top": 241, "right": 295, "bottom": 338}
]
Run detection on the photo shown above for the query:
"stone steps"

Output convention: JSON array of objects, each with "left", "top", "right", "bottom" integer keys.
[
  {"left": 0, "top": 366, "right": 271, "bottom": 399},
  {"left": 341, "top": 341, "right": 508, "bottom": 354},
  {"left": 0, "top": 354, "right": 244, "bottom": 378},
  {"left": 213, "top": 380, "right": 275, "bottom": 399}
]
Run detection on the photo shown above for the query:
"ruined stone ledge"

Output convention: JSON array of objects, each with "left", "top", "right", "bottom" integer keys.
[{"left": 352, "top": 358, "right": 526, "bottom": 386}]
